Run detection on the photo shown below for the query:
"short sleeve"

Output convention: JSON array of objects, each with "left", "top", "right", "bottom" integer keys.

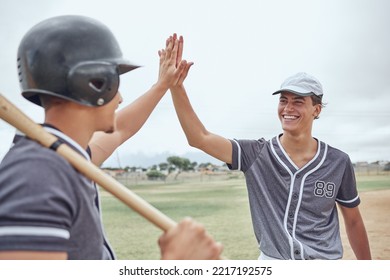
[
  {"left": 0, "top": 145, "right": 78, "bottom": 252},
  {"left": 227, "top": 138, "right": 267, "bottom": 173},
  {"left": 336, "top": 156, "right": 360, "bottom": 208}
]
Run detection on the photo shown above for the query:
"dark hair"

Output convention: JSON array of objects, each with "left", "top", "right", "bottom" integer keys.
[{"left": 311, "top": 95, "right": 326, "bottom": 119}]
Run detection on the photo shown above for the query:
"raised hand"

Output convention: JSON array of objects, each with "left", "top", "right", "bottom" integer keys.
[
  {"left": 158, "top": 34, "right": 193, "bottom": 89},
  {"left": 174, "top": 35, "right": 194, "bottom": 87}
]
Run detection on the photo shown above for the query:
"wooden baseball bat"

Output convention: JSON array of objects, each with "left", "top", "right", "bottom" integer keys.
[{"left": 0, "top": 93, "right": 177, "bottom": 232}]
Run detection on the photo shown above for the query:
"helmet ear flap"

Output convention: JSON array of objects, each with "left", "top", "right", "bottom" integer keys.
[{"left": 67, "top": 62, "right": 119, "bottom": 106}]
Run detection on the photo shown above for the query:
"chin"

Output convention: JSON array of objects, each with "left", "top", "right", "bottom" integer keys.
[
  {"left": 104, "top": 128, "right": 114, "bottom": 134},
  {"left": 282, "top": 125, "right": 298, "bottom": 134},
  {"left": 99, "top": 124, "right": 114, "bottom": 134}
]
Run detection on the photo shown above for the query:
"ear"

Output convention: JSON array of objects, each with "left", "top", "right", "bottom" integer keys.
[{"left": 313, "top": 104, "right": 322, "bottom": 119}]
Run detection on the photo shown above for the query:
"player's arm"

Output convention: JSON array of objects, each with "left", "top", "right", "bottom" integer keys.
[
  {"left": 90, "top": 82, "right": 169, "bottom": 166},
  {"left": 0, "top": 251, "right": 67, "bottom": 260},
  {"left": 338, "top": 205, "right": 372, "bottom": 260},
  {"left": 170, "top": 85, "right": 233, "bottom": 164},
  {"left": 90, "top": 34, "right": 186, "bottom": 166},
  {"left": 168, "top": 36, "right": 232, "bottom": 164}
]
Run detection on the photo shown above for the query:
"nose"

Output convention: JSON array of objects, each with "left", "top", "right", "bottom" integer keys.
[{"left": 284, "top": 101, "right": 294, "bottom": 111}]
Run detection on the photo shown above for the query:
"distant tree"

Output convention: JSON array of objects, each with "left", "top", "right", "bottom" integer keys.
[
  {"left": 168, "top": 165, "right": 176, "bottom": 174},
  {"left": 159, "top": 162, "right": 169, "bottom": 171},
  {"left": 190, "top": 161, "right": 198, "bottom": 171},
  {"left": 146, "top": 170, "right": 166, "bottom": 181},
  {"left": 384, "top": 162, "right": 390, "bottom": 171},
  {"left": 167, "top": 156, "right": 182, "bottom": 168},
  {"left": 182, "top": 158, "right": 191, "bottom": 171},
  {"left": 150, "top": 164, "right": 157, "bottom": 170},
  {"left": 167, "top": 156, "right": 191, "bottom": 179}
]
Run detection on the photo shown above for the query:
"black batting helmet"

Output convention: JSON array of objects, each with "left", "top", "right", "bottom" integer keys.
[{"left": 17, "top": 15, "right": 139, "bottom": 107}]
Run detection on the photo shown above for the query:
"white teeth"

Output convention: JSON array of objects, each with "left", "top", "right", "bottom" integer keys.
[{"left": 284, "top": 115, "right": 298, "bottom": 120}]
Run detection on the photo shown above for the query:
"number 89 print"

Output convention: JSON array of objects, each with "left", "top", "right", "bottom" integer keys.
[{"left": 314, "top": 181, "right": 336, "bottom": 198}]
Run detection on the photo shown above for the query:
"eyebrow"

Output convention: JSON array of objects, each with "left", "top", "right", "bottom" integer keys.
[{"left": 279, "top": 95, "right": 305, "bottom": 100}]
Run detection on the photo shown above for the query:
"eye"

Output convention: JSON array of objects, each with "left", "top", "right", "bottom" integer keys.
[{"left": 279, "top": 98, "right": 287, "bottom": 104}]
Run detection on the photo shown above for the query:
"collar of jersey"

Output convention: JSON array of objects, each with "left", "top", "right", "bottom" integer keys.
[{"left": 42, "top": 125, "right": 91, "bottom": 161}]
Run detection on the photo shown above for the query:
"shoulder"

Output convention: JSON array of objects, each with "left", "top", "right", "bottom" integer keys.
[
  {"left": 0, "top": 137, "right": 79, "bottom": 190},
  {"left": 324, "top": 142, "right": 351, "bottom": 162},
  {"left": 321, "top": 142, "right": 355, "bottom": 175},
  {"left": 0, "top": 138, "right": 80, "bottom": 223},
  {"left": 231, "top": 138, "right": 268, "bottom": 149},
  {"left": 8, "top": 137, "right": 70, "bottom": 165}
]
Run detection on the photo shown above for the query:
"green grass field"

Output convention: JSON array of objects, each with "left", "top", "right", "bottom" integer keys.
[{"left": 101, "top": 173, "right": 390, "bottom": 260}]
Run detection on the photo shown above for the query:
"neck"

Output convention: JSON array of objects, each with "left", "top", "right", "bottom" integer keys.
[
  {"left": 44, "top": 104, "right": 95, "bottom": 150},
  {"left": 280, "top": 131, "right": 314, "bottom": 151},
  {"left": 279, "top": 131, "right": 318, "bottom": 169}
]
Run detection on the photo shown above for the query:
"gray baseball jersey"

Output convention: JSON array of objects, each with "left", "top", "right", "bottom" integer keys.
[
  {"left": 0, "top": 126, "right": 115, "bottom": 259},
  {"left": 228, "top": 135, "right": 360, "bottom": 260}
]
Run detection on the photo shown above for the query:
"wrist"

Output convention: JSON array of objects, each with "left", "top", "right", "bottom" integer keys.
[
  {"left": 170, "top": 84, "right": 185, "bottom": 93},
  {"left": 153, "top": 81, "right": 169, "bottom": 93}
]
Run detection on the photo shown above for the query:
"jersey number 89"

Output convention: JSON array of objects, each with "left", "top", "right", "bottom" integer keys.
[{"left": 314, "top": 181, "right": 335, "bottom": 198}]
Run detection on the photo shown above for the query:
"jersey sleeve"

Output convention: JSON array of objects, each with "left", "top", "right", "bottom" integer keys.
[
  {"left": 336, "top": 155, "right": 360, "bottom": 208},
  {"left": 0, "top": 147, "right": 78, "bottom": 253},
  {"left": 227, "top": 138, "right": 267, "bottom": 173}
]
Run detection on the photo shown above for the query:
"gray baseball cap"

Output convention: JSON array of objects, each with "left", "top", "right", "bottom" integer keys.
[{"left": 272, "top": 72, "right": 323, "bottom": 97}]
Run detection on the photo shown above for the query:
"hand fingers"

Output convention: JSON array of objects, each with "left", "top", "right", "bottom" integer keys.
[
  {"left": 158, "top": 49, "right": 166, "bottom": 60},
  {"left": 165, "top": 35, "right": 171, "bottom": 48},
  {"left": 169, "top": 36, "right": 179, "bottom": 64},
  {"left": 176, "top": 61, "right": 194, "bottom": 85},
  {"left": 165, "top": 36, "right": 174, "bottom": 61},
  {"left": 166, "top": 33, "right": 177, "bottom": 47},
  {"left": 176, "top": 35, "right": 184, "bottom": 67}
]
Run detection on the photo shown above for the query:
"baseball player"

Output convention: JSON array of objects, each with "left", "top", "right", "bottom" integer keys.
[
  {"left": 0, "top": 15, "right": 222, "bottom": 260},
  {"left": 168, "top": 70, "right": 371, "bottom": 260}
]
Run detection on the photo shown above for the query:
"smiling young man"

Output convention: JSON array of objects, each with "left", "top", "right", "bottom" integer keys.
[{"left": 170, "top": 71, "right": 371, "bottom": 260}]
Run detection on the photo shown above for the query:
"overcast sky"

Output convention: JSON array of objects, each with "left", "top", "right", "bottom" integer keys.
[{"left": 0, "top": 0, "right": 389, "bottom": 167}]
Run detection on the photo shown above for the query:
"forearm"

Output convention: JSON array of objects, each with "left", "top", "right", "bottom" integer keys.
[
  {"left": 345, "top": 219, "right": 371, "bottom": 260},
  {"left": 115, "top": 82, "right": 168, "bottom": 141},
  {"left": 90, "top": 83, "right": 168, "bottom": 166},
  {"left": 170, "top": 86, "right": 232, "bottom": 164},
  {"left": 170, "top": 86, "right": 209, "bottom": 148}
]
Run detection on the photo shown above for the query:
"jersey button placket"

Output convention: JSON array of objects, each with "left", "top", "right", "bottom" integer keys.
[{"left": 289, "top": 173, "right": 303, "bottom": 259}]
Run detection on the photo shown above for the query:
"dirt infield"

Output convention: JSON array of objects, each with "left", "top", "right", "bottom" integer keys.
[{"left": 340, "top": 189, "right": 390, "bottom": 260}]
